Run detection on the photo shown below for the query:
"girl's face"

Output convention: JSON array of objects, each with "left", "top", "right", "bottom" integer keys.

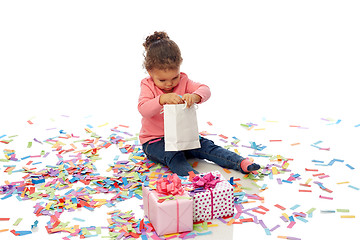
[{"left": 149, "top": 68, "right": 181, "bottom": 93}]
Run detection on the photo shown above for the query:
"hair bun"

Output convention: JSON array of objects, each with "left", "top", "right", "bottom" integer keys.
[{"left": 143, "top": 31, "right": 170, "bottom": 50}]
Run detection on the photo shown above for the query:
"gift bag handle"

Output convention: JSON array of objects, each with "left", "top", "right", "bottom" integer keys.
[{"left": 160, "top": 101, "right": 198, "bottom": 114}]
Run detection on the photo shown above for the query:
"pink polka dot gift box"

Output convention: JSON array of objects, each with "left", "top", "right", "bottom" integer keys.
[{"left": 187, "top": 171, "right": 234, "bottom": 222}]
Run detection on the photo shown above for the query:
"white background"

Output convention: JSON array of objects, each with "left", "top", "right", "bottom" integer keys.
[{"left": 1, "top": 1, "right": 359, "bottom": 240}]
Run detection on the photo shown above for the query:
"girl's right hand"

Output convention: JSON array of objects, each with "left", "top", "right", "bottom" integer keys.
[{"left": 159, "top": 93, "right": 184, "bottom": 105}]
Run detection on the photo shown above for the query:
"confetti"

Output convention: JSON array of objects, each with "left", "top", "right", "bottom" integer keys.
[{"left": 0, "top": 114, "right": 358, "bottom": 240}]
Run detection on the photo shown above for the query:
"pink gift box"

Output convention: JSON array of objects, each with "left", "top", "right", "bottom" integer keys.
[
  {"left": 143, "top": 186, "right": 193, "bottom": 236},
  {"left": 189, "top": 171, "right": 234, "bottom": 222}
]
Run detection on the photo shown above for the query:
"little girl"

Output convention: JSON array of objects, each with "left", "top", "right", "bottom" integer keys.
[{"left": 138, "top": 31, "right": 260, "bottom": 176}]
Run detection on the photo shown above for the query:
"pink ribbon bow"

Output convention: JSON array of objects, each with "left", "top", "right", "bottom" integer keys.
[
  {"left": 156, "top": 174, "right": 184, "bottom": 196},
  {"left": 191, "top": 172, "right": 221, "bottom": 189}
]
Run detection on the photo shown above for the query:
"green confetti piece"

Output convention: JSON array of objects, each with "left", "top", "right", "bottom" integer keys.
[
  {"left": 13, "top": 218, "right": 23, "bottom": 226},
  {"left": 337, "top": 209, "right": 350, "bottom": 213},
  {"left": 82, "top": 228, "right": 91, "bottom": 235},
  {"left": 203, "top": 222, "right": 208, "bottom": 230},
  {"left": 27, "top": 142, "right": 32, "bottom": 148},
  {"left": 124, "top": 137, "right": 138, "bottom": 141},
  {"left": 306, "top": 208, "right": 316, "bottom": 214}
]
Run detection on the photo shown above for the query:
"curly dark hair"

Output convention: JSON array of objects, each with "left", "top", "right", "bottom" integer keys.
[{"left": 143, "top": 31, "right": 183, "bottom": 71}]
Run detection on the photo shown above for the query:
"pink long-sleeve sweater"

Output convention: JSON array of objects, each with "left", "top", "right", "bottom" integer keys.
[{"left": 138, "top": 72, "right": 211, "bottom": 144}]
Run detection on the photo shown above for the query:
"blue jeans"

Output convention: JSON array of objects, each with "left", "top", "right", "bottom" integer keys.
[{"left": 142, "top": 137, "right": 246, "bottom": 176}]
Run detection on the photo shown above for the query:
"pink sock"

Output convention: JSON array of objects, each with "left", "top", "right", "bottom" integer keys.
[{"left": 240, "top": 159, "right": 253, "bottom": 173}]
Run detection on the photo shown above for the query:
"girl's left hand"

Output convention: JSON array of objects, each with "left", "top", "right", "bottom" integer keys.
[{"left": 182, "top": 93, "right": 201, "bottom": 108}]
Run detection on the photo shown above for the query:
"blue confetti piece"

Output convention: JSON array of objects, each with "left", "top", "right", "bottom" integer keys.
[
  {"left": 32, "top": 178, "right": 45, "bottom": 184},
  {"left": 73, "top": 217, "right": 86, "bottom": 222},
  {"left": 310, "top": 144, "right": 321, "bottom": 149},
  {"left": 229, "top": 177, "right": 234, "bottom": 185},
  {"left": 134, "top": 194, "right": 143, "bottom": 200},
  {"left": 290, "top": 204, "right": 300, "bottom": 210},
  {"left": 84, "top": 206, "right": 94, "bottom": 211},
  {"left": 15, "top": 231, "right": 32, "bottom": 236},
  {"left": 122, "top": 177, "right": 128, "bottom": 186},
  {"left": 315, "top": 164, "right": 329, "bottom": 166},
  {"left": 312, "top": 160, "right": 324, "bottom": 163},
  {"left": 296, "top": 216, "right": 308, "bottom": 223},
  {"left": 346, "top": 164, "right": 355, "bottom": 170},
  {"left": 197, "top": 231, "right": 213, "bottom": 236},
  {"left": 1, "top": 194, "right": 12, "bottom": 200},
  {"left": 269, "top": 172, "right": 273, "bottom": 180},
  {"left": 348, "top": 185, "right": 359, "bottom": 191},
  {"left": 31, "top": 220, "right": 39, "bottom": 229}
]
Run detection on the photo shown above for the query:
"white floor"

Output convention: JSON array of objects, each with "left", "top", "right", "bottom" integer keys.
[
  {"left": 0, "top": 113, "right": 359, "bottom": 240},
  {"left": 1, "top": 1, "right": 359, "bottom": 239}
]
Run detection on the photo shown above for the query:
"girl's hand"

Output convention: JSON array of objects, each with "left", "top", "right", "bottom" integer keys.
[
  {"left": 159, "top": 93, "right": 184, "bottom": 105},
  {"left": 182, "top": 93, "right": 201, "bottom": 108}
]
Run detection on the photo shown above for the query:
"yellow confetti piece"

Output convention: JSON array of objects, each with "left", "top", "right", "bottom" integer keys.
[
  {"left": 98, "top": 123, "right": 109, "bottom": 127},
  {"left": 207, "top": 224, "right": 218, "bottom": 227},
  {"left": 341, "top": 215, "right": 355, "bottom": 218},
  {"left": 282, "top": 213, "right": 290, "bottom": 220},
  {"left": 337, "top": 181, "right": 350, "bottom": 184},
  {"left": 272, "top": 166, "right": 278, "bottom": 175},
  {"left": 305, "top": 178, "right": 312, "bottom": 185},
  {"left": 254, "top": 128, "right": 266, "bottom": 131},
  {"left": 164, "top": 233, "right": 178, "bottom": 238},
  {"left": 282, "top": 162, "right": 290, "bottom": 169},
  {"left": 45, "top": 202, "right": 53, "bottom": 210}
]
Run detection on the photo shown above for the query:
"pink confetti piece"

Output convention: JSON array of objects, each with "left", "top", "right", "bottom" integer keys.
[{"left": 319, "top": 195, "right": 333, "bottom": 200}]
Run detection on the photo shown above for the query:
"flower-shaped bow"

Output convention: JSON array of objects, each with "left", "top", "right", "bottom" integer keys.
[
  {"left": 156, "top": 174, "right": 184, "bottom": 196},
  {"left": 191, "top": 172, "right": 221, "bottom": 189}
]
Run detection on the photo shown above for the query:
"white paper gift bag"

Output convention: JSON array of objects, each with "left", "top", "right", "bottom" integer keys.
[{"left": 164, "top": 103, "right": 201, "bottom": 151}]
